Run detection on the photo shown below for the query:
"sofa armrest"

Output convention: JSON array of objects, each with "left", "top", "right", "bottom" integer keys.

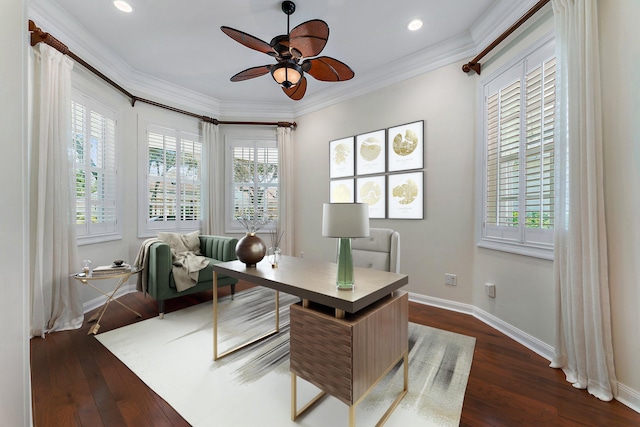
[
  {"left": 199, "top": 235, "right": 239, "bottom": 262},
  {"left": 147, "top": 241, "right": 172, "bottom": 296}
]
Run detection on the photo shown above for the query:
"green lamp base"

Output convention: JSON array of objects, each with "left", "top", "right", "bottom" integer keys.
[{"left": 336, "top": 237, "right": 355, "bottom": 290}]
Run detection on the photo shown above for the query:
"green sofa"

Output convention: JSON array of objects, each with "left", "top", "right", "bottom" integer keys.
[{"left": 147, "top": 235, "right": 239, "bottom": 318}]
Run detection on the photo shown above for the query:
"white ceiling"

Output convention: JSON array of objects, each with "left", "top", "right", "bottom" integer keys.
[{"left": 28, "top": 0, "right": 540, "bottom": 118}]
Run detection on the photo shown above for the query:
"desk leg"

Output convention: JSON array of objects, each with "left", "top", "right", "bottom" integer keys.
[
  {"left": 213, "top": 273, "right": 280, "bottom": 361},
  {"left": 290, "top": 372, "right": 326, "bottom": 421}
]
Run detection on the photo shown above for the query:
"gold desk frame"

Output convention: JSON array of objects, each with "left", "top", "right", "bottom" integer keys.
[
  {"left": 291, "top": 352, "right": 409, "bottom": 427},
  {"left": 212, "top": 271, "right": 280, "bottom": 361}
]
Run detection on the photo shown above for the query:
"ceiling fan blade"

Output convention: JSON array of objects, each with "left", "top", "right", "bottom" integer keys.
[
  {"left": 289, "top": 19, "right": 329, "bottom": 58},
  {"left": 303, "top": 56, "right": 355, "bottom": 82},
  {"left": 283, "top": 76, "right": 307, "bottom": 101},
  {"left": 230, "top": 65, "right": 272, "bottom": 82},
  {"left": 221, "top": 26, "right": 275, "bottom": 56}
]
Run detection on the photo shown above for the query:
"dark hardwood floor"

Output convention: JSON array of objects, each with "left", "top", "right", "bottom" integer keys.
[{"left": 31, "top": 283, "right": 640, "bottom": 426}]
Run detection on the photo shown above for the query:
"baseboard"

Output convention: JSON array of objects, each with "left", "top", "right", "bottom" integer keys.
[
  {"left": 82, "top": 283, "right": 138, "bottom": 314},
  {"left": 617, "top": 382, "right": 640, "bottom": 414},
  {"left": 408, "top": 292, "right": 639, "bottom": 415}
]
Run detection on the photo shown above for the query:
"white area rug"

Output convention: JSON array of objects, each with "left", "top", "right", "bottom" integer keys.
[{"left": 96, "top": 288, "right": 475, "bottom": 426}]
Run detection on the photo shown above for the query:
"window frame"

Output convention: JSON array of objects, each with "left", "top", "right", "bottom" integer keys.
[
  {"left": 71, "top": 88, "right": 122, "bottom": 245},
  {"left": 224, "top": 136, "right": 279, "bottom": 234},
  {"left": 138, "top": 120, "right": 204, "bottom": 237},
  {"left": 476, "top": 33, "right": 556, "bottom": 260}
]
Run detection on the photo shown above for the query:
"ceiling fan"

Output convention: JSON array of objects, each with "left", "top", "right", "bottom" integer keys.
[{"left": 221, "top": 1, "right": 355, "bottom": 101}]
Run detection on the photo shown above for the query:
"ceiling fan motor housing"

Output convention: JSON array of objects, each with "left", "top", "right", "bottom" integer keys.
[{"left": 282, "top": 1, "right": 296, "bottom": 16}]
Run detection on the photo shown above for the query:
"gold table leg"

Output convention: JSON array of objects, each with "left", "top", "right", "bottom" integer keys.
[
  {"left": 82, "top": 274, "right": 142, "bottom": 335},
  {"left": 213, "top": 271, "right": 281, "bottom": 360}
]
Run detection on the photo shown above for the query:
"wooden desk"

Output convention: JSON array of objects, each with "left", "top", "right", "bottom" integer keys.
[{"left": 211, "top": 255, "right": 409, "bottom": 426}]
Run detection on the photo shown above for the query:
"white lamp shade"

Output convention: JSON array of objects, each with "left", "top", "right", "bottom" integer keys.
[{"left": 322, "top": 203, "right": 370, "bottom": 238}]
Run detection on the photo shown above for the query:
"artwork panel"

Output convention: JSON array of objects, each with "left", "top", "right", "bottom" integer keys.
[
  {"left": 329, "top": 136, "right": 355, "bottom": 178},
  {"left": 355, "top": 129, "right": 386, "bottom": 176},
  {"left": 387, "top": 120, "right": 424, "bottom": 172},
  {"left": 388, "top": 171, "right": 424, "bottom": 219},
  {"left": 356, "top": 175, "right": 386, "bottom": 219},
  {"left": 330, "top": 179, "right": 355, "bottom": 203}
]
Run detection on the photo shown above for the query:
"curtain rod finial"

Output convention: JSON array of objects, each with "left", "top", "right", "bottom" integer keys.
[{"left": 462, "top": 62, "right": 481, "bottom": 75}]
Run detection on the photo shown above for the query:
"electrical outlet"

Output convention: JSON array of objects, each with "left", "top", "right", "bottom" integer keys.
[
  {"left": 485, "top": 282, "right": 496, "bottom": 298},
  {"left": 300, "top": 251, "right": 304, "bottom": 258},
  {"left": 445, "top": 273, "right": 457, "bottom": 286}
]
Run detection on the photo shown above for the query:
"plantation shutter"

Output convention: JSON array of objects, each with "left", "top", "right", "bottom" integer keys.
[
  {"left": 484, "top": 78, "right": 522, "bottom": 242},
  {"left": 227, "top": 139, "right": 279, "bottom": 232},
  {"left": 72, "top": 95, "right": 117, "bottom": 238},
  {"left": 524, "top": 57, "right": 556, "bottom": 244},
  {"left": 481, "top": 37, "right": 555, "bottom": 253},
  {"left": 179, "top": 132, "right": 202, "bottom": 221},
  {"left": 146, "top": 124, "right": 202, "bottom": 227},
  {"left": 147, "top": 126, "right": 177, "bottom": 222}
]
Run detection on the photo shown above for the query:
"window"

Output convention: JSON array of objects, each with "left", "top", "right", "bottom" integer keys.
[
  {"left": 479, "top": 37, "right": 555, "bottom": 259},
  {"left": 141, "top": 123, "right": 203, "bottom": 234},
  {"left": 71, "top": 92, "right": 120, "bottom": 243},
  {"left": 225, "top": 137, "right": 278, "bottom": 233}
]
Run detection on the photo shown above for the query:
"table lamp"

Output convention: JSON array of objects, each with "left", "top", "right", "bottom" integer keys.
[{"left": 322, "top": 203, "right": 370, "bottom": 290}]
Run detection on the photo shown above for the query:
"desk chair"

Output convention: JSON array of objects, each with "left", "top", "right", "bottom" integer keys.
[{"left": 350, "top": 228, "right": 401, "bottom": 273}]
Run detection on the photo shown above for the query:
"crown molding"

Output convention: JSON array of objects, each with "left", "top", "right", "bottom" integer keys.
[
  {"left": 29, "top": 0, "right": 224, "bottom": 117},
  {"left": 291, "top": 32, "right": 478, "bottom": 117},
  {"left": 470, "top": 0, "right": 548, "bottom": 49},
  {"left": 28, "top": 0, "right": 549, "bottom": 121}
]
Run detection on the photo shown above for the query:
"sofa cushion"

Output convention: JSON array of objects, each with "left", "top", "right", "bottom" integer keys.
[{"left": 168, "top": 257, "right": 232, "bottom": 289}]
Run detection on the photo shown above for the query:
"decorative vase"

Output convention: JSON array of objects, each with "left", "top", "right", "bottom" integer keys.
[
  {"left": 268, "top": 246, "right": 281, "bottom": 268},
  {"left": 235, "top": 232, "right": 266, "bottom": 267}
]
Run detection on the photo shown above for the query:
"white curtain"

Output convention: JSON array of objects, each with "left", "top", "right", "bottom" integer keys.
[
  {"left": 550, "top": 0, "right": 617, "bottom": 400},
  {"left": 30, "top": 43, "right": 83, "bottom": 337},
  {"left": 277, "top": 126, "right": 294, "bottom": 255},
  {"left": 202, "top": 121, "right": 223, "bottom": 235}
]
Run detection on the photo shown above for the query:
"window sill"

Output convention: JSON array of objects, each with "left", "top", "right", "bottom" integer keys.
[
  {"left": 77, "top": 233, "right": 122, "bottom": 246},
  {"left": 477, "top": 239, "right": 553, "bottom": 260}
]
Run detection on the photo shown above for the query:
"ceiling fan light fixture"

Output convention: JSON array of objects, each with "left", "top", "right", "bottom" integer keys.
[{"left": 271, "top": 60, "right": 303, "bottom": 88}]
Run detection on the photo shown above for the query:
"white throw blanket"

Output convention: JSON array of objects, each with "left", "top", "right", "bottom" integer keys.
[
  {"left": 133, "top": 237, "right": 160, "bottom": 296},
  {"left": 157, "top": 231, "right": 210, "bottom": 292}
]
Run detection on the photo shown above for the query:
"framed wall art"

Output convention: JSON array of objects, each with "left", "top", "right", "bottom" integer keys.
[
  {"left": 329, "top": 179, "right": 355, "bottom": 203},
  {"left": 387, "top": 120, "right": 424, "bottom": 172},
  {"left": 388, "top": 171, "right": 424, "bottom": 219},
  {"left": 356, "top": 175, "right": 386, "bottom": 218},
  {"left": 355, "top": 129, "right": 386, "bottom": 176},
  {"left": 329, "top": 136, "right": 355, "bottom": 178}
]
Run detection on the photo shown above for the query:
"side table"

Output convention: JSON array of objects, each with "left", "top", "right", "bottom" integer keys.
[{"left": 72, "top": 268, "right": 142, "bottom": 334}]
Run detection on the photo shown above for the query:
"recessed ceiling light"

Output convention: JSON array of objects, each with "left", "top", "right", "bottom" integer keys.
[
  {"left": 113, "top": 1, "right": 133, "bottom": 13},
  {"left": 407, "top": 19, "right": 423, "bottom": 31}
]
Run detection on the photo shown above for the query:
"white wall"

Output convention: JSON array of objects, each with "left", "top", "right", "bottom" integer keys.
[
  {"left": 599, "top": 0, "right": 640, "bottom": 405},
  {"left": 471, "top": 8, "right": 556, "bottom": 347},
  {"left": 294, "top": 61, "right": 477, "bottom": 304},
  {"left": 0, "top": 0, "right": 31, "bottom": 425}
]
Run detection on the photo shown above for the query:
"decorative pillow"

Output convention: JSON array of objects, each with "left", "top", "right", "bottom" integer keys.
[{"left": 158, "top": 230, "right": 201, "bottom": 254}]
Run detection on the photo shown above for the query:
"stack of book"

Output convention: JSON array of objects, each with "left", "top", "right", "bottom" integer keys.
[{"left": 91, "top": 263, "right": 132, "bottom": 277}]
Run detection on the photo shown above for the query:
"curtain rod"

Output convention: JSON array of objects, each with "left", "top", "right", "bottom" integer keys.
[
  {"left": 462, "top": 0, "right": 550, "bottom": 75},
  {"left": 28, "top": 20, "right": 297, "bottom": 129}
]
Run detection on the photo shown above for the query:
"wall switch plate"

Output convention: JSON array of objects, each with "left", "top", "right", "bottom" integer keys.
[
  {"left": 445, "top": 273, "right": 457, "bottom": 286},
  {"left": 485, "top": 282, "right": 496, "bottom": 298}
]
